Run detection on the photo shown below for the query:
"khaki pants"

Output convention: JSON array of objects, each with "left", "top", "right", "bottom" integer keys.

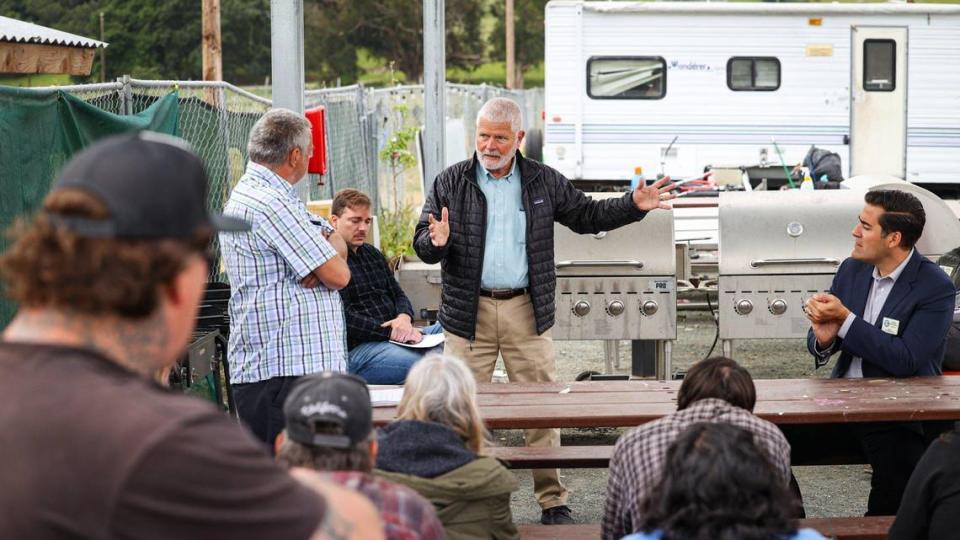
[{"left": 444, "top": 293, "right": 570, "bottom": 510}]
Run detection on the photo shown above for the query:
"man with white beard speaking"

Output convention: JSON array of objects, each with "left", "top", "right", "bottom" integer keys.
[{"left": 413, "top": 97, "right": 677, "bottom": 525}]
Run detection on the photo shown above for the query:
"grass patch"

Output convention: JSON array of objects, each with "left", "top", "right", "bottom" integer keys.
[
  {"left": 448, "top": 61, "right": 544, "bottom": 88},
  {"left": 0, "top": 73, "right": 74, "bottom": 87}
]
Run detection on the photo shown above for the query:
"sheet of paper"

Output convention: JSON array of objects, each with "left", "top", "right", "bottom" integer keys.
[
  {"left": 389, "top": 332, "right": 445, "bottom": 349},
  {"left": 368, "top": 386, "right": 404, "bottom": 407}
]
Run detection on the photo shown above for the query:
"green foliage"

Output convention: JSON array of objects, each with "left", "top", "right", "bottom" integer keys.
[
  {"left": 489, "top": 0, "right": 547, "bottom": 88},
  {"left": 0, "top": 73, "right": 72, "bottom": 86},
  {"left": 447, "top": 61, "right": 544, "bottom": 88},
  {"left": 376, "top": 98, "right": 420, "bottom": 266},
  {"left": 378, "top": 205, "right": 418, "bottom": 268},
  {"left": 378, "top": 104, "right": 418, "bottom": 174},
  {"left": 305, "top": 0, "right": 486, "bottom": 84},
  {"left": 378, "top": 99, "right": 419, "bottom": 212}
]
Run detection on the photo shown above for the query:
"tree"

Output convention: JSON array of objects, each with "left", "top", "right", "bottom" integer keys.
[
  {"left": 306, "top": 0, "right": 486, "bottom": 83},
  {"left": 0, "top": 0, "right": 491, "bottom": 86},
  {"left": 304, "top": 0, "right": 360, "bottom": 85},
  {"left": 490, "top": 0, "right": 547, "bottom": 88},
  {"left": 220, "top": 0, "right": 272, "bottom": 85}
]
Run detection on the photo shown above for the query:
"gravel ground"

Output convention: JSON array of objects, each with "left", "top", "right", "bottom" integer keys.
[{"left": 495, "top": 311, "right": 870, "bottom": 525}]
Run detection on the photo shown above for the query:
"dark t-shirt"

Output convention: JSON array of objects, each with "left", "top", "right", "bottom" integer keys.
[
  {"left": 890, "top": 426, "right": 960, "bottom": 540},
  {"left": 0, "top": 342, "right": 324, "bottom": 540}
]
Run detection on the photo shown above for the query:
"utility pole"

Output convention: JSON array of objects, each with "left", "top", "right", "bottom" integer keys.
[
  {"left": 202, "top": 0, "right": 223, "bottom": 106},
  {"left": 505, "top": 0, "right": 515, "bottom": 89},
  {"left": 423, "top": 0, "right": 446, "bottom": 193},
  {"left": 99, "top": 12, "right": 105, "bottom": 82}
]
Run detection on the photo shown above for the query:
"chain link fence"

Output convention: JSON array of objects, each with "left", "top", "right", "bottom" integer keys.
[
  {"left": 21, "top": 79, "right": 540, "bottom": 217},
  {"left": 11, "top": 78, "right": 541, "bottom": 244},
  {"left": 306, "top": 82, "right": 542, "bottom": 213},
  {"left": 123, "top": 79, "right": 271, "bottom": 280},
  {"left": 304, "top": 84, "right": 373, "bottom": 202}
]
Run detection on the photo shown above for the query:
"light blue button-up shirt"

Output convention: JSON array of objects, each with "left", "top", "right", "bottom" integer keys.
[{"left": 477, "top": 159, "right": 528, "bottom": 289}]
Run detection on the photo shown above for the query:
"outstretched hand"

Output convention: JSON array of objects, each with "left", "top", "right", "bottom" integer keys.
[
  {"left": 427, "top": 207, "right": 450, "bottom": 247},
  {"left": 632, "top": 176, "right": 677, "bottom": 211}
]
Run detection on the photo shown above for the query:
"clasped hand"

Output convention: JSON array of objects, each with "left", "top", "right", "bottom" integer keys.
[{"left": 805, "top": 293, "right": 850, "bottom": 349}]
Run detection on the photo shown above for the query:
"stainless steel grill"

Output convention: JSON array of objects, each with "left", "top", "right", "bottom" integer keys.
[
  {"left": 553, "top": 194, "right": 677, "bottom": 375},
  {"left": 718, "top": 189, "right": 865, "bottom": 345},
  {"left": 395, "top": 259, "right": 442, "bottom": 321}
]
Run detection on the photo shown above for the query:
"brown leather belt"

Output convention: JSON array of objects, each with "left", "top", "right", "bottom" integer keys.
[{"left": 478, "top": 288, "right": 528, "bottom": 300}]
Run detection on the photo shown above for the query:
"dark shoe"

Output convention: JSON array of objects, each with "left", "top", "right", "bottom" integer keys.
[{"left": 540, "top": 505, "right": 574, "bottom": 525}]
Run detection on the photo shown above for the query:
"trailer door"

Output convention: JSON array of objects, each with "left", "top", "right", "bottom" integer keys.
[{"left": 850, "top": 27, "right": 907, "bottom": 179}]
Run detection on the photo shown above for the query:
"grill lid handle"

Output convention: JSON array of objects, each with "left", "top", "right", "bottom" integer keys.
[
  {"left": 749, "top": 257, "right": 840, "bottom": 268},
  {"left": 556, "top": 260, "right": 645, "bottom": 269}
]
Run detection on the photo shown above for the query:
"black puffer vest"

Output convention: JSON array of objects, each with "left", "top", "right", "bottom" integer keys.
[{"left": 413, "top": 152, "right": 647, "bottom": 340}]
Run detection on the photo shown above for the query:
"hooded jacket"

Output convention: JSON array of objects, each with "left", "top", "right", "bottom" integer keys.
[{"left": 375, "top": 420, "right": 519, "bottom": 540}]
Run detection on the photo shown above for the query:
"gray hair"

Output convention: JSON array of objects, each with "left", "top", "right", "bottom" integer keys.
[
  {"left": 396, "top": 354, "right": 489, "bottom": 453},
  {"left": 247, "top": 108, "right": 313, "bottom": 166},
  {"left": 476, "top": 97, "right": 523, "bottom": 133}
]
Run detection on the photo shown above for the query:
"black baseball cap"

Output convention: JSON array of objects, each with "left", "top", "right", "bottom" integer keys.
[
  {"left": 48, "top": 131, "right": 249, "bottom": 239},
  {"left": 283, "top": 373, "right": 373, "bottom": 449}
]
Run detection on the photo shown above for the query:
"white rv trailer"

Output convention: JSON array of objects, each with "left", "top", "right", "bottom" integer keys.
[{"left": 543, "top": 1, "right": 960, "bottom": 189}]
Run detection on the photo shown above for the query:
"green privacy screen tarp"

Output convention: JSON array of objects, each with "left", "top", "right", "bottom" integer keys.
[{"left": 0, "top": 88, "right": 179, "bottom": 328}]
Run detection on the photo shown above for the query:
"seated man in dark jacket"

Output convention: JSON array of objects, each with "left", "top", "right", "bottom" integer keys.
[
  {"left": 332, "top": 189, "right": 442, "bottom": 384},
  {"left": 806, "top": 189, "right": 955, "bottom": 516}
]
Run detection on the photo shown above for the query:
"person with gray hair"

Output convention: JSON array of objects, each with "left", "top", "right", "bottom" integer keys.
[
  {"left": 220, "top": 108, "right": 351, "bottom": 448},
  {"left": 414, "top": 96, "right": 678, "bottom": 524}
]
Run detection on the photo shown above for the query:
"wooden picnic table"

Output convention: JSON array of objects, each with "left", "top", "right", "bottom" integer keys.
[{"left": 372, "top": 377, "right": 960, "bottom": 429}]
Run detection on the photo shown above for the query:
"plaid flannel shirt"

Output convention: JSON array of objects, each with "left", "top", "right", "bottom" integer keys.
[
  {"left": 602, "top": 398, "right": 792, "bottom": 540},
  {"left": 339, "top": 244, "right": 415, "bottom": 350},
  {"left": 321, "top": 471, "right": 447, "bottom": 540},
  {"left": 219, "top": 162, "right": 347, "bottom": 383}
]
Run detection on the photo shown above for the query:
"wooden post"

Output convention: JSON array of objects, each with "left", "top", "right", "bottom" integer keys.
[
  {"left": 99, "top": 12, "right": 106, "bottom": 82},
  {"left": 505, "top": 0, "right": 515, "bottom": 89},
  {"left": 201, "top": 0, "right": 223, "bottom": 106}
]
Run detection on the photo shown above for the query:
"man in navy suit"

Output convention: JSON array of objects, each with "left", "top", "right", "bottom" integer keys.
[{"left": 806, "top": 189, "right": 955, "bottom": 516}]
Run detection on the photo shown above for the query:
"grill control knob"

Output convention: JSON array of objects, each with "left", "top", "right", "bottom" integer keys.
[
  {"left": 769, "top": 298, "right": 788, "bottom": 315},
  {"left": 641, "top": 300, "right": 659, "bottom": 317},
  {"left": 572, "top": 300, "right": 591, "bottom": 317},
  {"left": 606, "top": 300, "right": 625, "bottom": 317},
  {"left": 734, "top": 299, "right": 754, "bottom": 316}
]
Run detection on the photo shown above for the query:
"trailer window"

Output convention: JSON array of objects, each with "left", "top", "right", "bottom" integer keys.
[
  {"left": 863, "top": 39, "right": 896, "bottom": 92},
  {"left": 727, "top": 57, "right": 780, "bottom": 91},
  {"left": 587, "top": 57, "right": 666, "bottom": 99}
]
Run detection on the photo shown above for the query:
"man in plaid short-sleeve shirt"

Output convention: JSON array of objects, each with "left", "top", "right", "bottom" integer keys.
[
  {"left": 220, "top": 108, "right": 351, "bottom": 447},
  {"left": 602, "top": 357, "right": 794, "bottom": 540}
]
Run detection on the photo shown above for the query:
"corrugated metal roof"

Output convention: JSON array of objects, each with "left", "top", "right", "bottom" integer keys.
[{"left": 0, "top": 16, "right": 107, "bottom": 48}]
